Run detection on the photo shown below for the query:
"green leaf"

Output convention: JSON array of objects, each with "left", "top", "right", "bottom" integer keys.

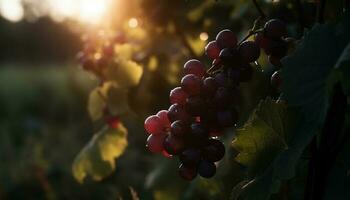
[
  {"left": 88, "top": 82, "right": 129, "bottom": 121},
  {"left": 232, "top": 98, "right": 291, "bottom": 177},
  {"left": 72, "top": 124, "right": 128, "bottom": 183},
  {"left": 335, "top": 43, "right": 350, "bottom": 95},
  {"left": 104, "top": 59, "right": 143, "bottom": 88}
]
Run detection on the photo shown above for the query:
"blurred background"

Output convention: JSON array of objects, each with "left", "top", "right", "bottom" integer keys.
[{"left": 0, "top": 0, "right": 335, "bottom": 199}]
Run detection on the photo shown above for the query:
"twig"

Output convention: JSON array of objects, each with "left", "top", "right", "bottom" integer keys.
[
  {"left": 252, "top": 0, "right": 266, "bottom": 19},
  {"left": 316, "top": 0, "right": 327, "bottom": 23}
]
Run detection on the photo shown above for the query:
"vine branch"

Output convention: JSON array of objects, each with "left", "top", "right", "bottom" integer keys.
[{"left": 252, "top": 0, "right": 266, "bottom": 19}]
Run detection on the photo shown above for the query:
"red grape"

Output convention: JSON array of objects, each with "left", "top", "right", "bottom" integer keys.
[
  {"left": 205, "top": 41, "right": 221, "bottom": 60},
  {"left": 167, "top": 103, "right": 192, "bottom": 122},
  {"left": 146, "top": 134, "right": 167, "bottom": 153},
  {"left": 239, "top": 41, "right": 260, "bottom": 64},
  {"left": 203, "top": 139, "right": 225, "bottom": 162},
  {"left": 181, "top": 74, "right": 201, "bottom": 96},
  {"left": 163, "top": 135, "right": 185, "bottom": 155},
  {"left": 170, "top": 120, "right": 189, "bottom": 137},
  {"left": 144, "top": 115, "right": 164, "bottom": 135},
  {"left": 198, "top": 160, "right": 216, "bottom": 178},
  {"left": 157, "top": 110, "right": 171, "bottom": 128},
  {"left": 264, "top": 19, "right": 287, "bottom": 40},
  {"left": 170, "top": 87, "right": 188, "bottom": 105},
  {"left": 216, "top": 29, "right": 238, "bottom": 49},
  {"left": 178, "top": 164, "right": 197, "bottom": 181},
  {"left": 183, "top": 59, "right": 205, "bottom": 78}
]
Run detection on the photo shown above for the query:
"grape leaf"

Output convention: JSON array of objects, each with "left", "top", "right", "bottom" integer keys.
[
  {"left": 72, "top": 124, "right": 128, "bottom": 183},
  {"left": 88, "top": 82, "right": 129, "bottom": 121},
  {"left": 334, "top": 43, "right": 350, "bottom": 95},
  {"left": 233, "top": 13, "right": 350, "bottom": 199},
  {"left": 104, "top": 59, "right": 143, "bottom": 88},
  {"left": 232, "top": 98, "right": 291, "bottom": 177}
]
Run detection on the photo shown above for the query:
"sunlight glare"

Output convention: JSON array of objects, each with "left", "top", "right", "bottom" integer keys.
[
  {"left": 199, "top": 32, "right": 209, "bottom": 41},
  {"left": 79, "top": 0, "right": 108, "bottom": 24},
  {"left": 0, "top": 0, "right": 24, "bottom": 22}
]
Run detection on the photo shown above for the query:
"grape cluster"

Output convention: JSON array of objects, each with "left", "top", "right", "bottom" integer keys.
[
  {"left": 144, "top": 19, "right": 289, "bottom": 181},
  {"left": 76, "top": 32, "right": 126, "bottom": 76},
  {"left": 254, "top": 19, "right": 289, "bottom": 89}
]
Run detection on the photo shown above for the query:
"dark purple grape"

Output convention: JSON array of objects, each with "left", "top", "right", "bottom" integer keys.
[
  {"left": 264, "top": 40, "right": 288, "bottom": 58},
  {"left": 178, "top": 163, "right": 197, "bottom": 181},
  {"left": 238, "top": 41, "right": 260, "bottom": 64},
  {"left": 181, "top": 74, "right": 202, "bottom": 96},
  {"left": 268, "top": 55, "right": 283, "bottom": 68},
  {"left": 214, "top": 87, "right": 232, "bottom": 109},
  {"left": 264, "top": 19, "right": 287, "bottom": 40},
  {"left": 201, "top": 77, "right": 218, "bottom": 97},
  {"left": 185, "top": 96, "right": 206, "bottom": 116},
  {"left": 227, "top": 68, "right": 240, "bottom": 85},
  {"left": 254, "top": 32, "right": 269, "bottom": 49},
  {"left": 146, "top": 134, "right": 167, "bottom": 153},
  {"left": 219, "top": 48, "right": 240, "bottom": 67},
  {"left": 187, "top": 123, "right": 209, "bottom": 147},
  {"left": 167, "top": 104, "right": 192, "bottom": 123},
  {"left": 171, "top": 120, "right": 189, "bottom": 137},
  {"left": 144, "top": 115, "right": 164, "bottom": 135},
  {"left": 183, "top": 59, "right": 205, "bottom": 78},
  {"left": 205, "top": 41, "right": 221, "bottom": 60},
  {"left": 198, "top": 160, "right": 216, "bottom": 178},
  {"left": 170, "top": 87, "right": 188, "bottom": 106},
  {"left": 216, "top": 29, "right": 237, "bottom": 49},
  {"left": 271, "top": 70, "right": 282, "bottom": 90},
  {"left": 214, "top": 72, "right": 229, "bottom": 87},
  {"left": 203, "top": 139, "right": 225, "bottom": 162},
  {"left": 239, "top": 65, "right": 254, "bottom": 82},
  {"left": 180, "top": 149, "right": 201, "bottom": 166},
  {"left": 217, "top": 110, "right": 238, "bottom": 127},
  {"left": 163, "top": 135, "right": 185, "bottom": 155}
]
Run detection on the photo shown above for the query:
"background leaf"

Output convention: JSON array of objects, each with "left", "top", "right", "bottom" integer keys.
[{"left": 72, "top": 123, "right": 128, "bottom": 183}]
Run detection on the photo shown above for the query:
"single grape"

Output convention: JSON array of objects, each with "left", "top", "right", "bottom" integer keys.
[
  {"left": 214, "top": 87, "right": 232, "bottom": 109},
  {"left": 185, "top": 96, "right": 206, "bottom": 116},
  {"left": 219, "top": 48, "right": 240, "bottom": 67},
  {"left": 264, "top": 40, "right": 288, "bottom": 58},
  {"left": 178, "top": 163, "right": 197, "bottom": 181},
  {"left": 216, "top": 29, "right": 238, "bottom": 49},
  {"left": 264, "top": 19, "right": 287, "bottom": 40},
  {"left": 188, "top": 123, "right": 209, "bottom": 147},
  {"left": 144, "top": 115, "right": 164, "bottom": 135},
  {"left": 212, "top": 58, "right": 221, "bottom": 66},
  {"left": 217, "top": 110, "right": 238, "bottom": 127},
  {"left": 167, "top": 103, "right": 192, "bottom": 123},
  {"left": 202, "top": 139, "right": 225, "bottom": 162},
  {"left": 105, "top": 116, "right": 120, "bottom": 129},
  {"left": 254, "top": 32, "right": 269, "bottom": 49},
  {"left": 268, "top": 55, "right": 283, "bottom": 68},
  {"left": 201, "top": 77, "right": 218, "bottom": 97},
  {"left": 238, "top": 41, "right": 261, "bottom": 64},
  {"left": 181, "top": 74, "right": 202, "bottom": 96},
  {"left": 198, "top": 160, "right": 216, "bottom": 178},
  {"left": 205, "top": 41, "right": 221, "bottom": 60},
  {"left": 163, "top": 135, "right": 185, "bottom": 155},
  {"left": 170, "top": 87, "right": 188, "bottom": 106},
  {"left": 171, "top": 120, "right": 189, "bottom": 137},
  {"left": 183, "top": 59, "right": 206, "bottom": 78},
  {"left": 162, "top": 150, "right": 173, "bottom": 158},
  {"left": 214, "top": 72, "right": 229, "bottom": 87},
  {"left": 157, "top": 110, "right": 171, "bottom": 128},
  {"left": 146, "top": 134, "right": 167, "bottom": 153},
  {"left": 271, "top": 70, "right": 283, "bottom": 90},
  {"left": 180, "top": 149, "right": 201, "bottom": 166}
]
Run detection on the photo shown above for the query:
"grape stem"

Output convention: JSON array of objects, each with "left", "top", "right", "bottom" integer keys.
[{"left": 252, "top": 0, "right": 266, "bottom": 19}]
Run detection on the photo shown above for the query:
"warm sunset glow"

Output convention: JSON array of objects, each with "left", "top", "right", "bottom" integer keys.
[
  {"left": 128, "top": 18, "right": 138, "bottom": 28},
  {"left": 79, "top": 0, "right": 108, "bottom": 24}
]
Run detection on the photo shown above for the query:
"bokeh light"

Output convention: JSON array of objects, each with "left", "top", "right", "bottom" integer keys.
[
  {"left": 199, "top": 32, "right": 209, "bottom": 41},
  {"left": 128, "top": 18, "right": 138, "bottom": 28}
]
